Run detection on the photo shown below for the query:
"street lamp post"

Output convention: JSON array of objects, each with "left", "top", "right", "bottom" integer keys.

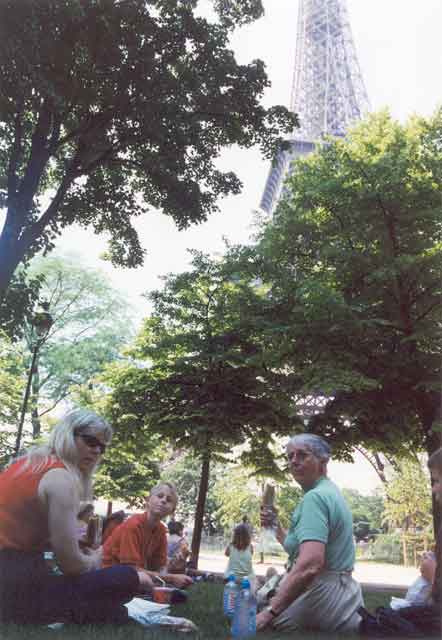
[{"left": 14, "top": 303, "right": 54, "bottom": 456}]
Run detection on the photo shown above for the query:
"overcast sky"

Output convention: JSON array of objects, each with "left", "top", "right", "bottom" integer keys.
[{"left": 54, "top": 0, "right": 442, "bottom": 493}]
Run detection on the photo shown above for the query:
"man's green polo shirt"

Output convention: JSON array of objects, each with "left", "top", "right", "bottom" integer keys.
[{"left": 283, "top": 476, "right": 355, "bottom": 571}]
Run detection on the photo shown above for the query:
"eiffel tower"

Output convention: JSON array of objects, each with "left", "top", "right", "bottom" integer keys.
[{"left": 260, "top": 0, "right": 370, "bottom": 214}]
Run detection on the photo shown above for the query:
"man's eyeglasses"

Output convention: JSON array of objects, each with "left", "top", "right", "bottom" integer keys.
[
  {"left": 75, "top": 432, "right": 107, "bottom": 455},
  {"left": 287, "top": 450, "right": 312, "bottom": 463}
]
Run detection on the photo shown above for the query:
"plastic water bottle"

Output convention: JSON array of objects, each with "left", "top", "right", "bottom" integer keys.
[
  {"left": 223, "top": 574, "right": 238, "bottom": 618},
  {"left": 231, "top": 577, "right": 257, "bottom": 638}
]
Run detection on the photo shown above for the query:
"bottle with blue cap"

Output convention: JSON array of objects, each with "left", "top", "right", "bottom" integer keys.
[
  {"left": 223, "top": 574, "right": 238, "bottom": 618},
  {"left": 231, "top": 577, "right": 257, "bottom": 638}
]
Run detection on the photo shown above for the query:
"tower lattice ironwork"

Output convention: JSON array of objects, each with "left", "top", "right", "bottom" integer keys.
[{"left": 260, "top": 0, "right": 370, "bottom": 214}]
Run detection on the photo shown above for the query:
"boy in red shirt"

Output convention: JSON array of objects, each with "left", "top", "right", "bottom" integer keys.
[{"left": 103, "top": 483, "right": 192, "bottom": 590}]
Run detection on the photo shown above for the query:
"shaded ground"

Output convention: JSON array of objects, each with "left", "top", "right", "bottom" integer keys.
[{"left": 0, "top": 584, "right": 403, "bottom": 640}]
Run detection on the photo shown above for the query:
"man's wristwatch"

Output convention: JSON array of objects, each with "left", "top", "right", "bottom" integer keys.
[{"left": 266, "top": 606, "right": 278, "bottom": 618}]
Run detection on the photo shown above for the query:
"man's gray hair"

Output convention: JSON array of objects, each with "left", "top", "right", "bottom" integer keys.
[{"left": 288, "top": 434, "right": 332, "bottom": 462}]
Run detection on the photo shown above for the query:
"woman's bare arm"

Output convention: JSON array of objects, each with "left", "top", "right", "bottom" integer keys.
[{"left": 38, "top": 468, "right": 101, "bottom": 575}]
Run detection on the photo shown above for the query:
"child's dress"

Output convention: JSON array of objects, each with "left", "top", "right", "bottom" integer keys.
[{"left": 224, "top": 544, "right": 255, "bottom": 582}]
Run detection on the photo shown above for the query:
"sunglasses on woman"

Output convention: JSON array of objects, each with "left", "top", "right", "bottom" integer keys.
[{"left": 74, "top": 432, "right": 107, "bottom": 455}]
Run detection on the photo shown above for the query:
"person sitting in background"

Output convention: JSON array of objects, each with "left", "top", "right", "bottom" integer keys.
[
  {"left": 76, "top": 502, "right": 95, "bottom": 542},
  {"left": 421, "top": 550, "right": 437, "bottom": 588},
  {"left": 256, "top": 433, "right": 363, "bottom": 634},
  {"left": 103, "top": 483, "right": 193, "bottom": 590},
  {"left": 408, "top": 550, "right": 437, "bottom": 605},
  {"left": 390, "top": 550, "right": 437, "bottom": 610},
  {"left": 224, "top": 523, "right": 255, "bottom": 587},
  {"left": 102, "top": 510, "right": 126, "bottom": 544},
  {"left": 167, "top": 521, "right": 190, "bottom": 574},
  {"left": 360, "top": 447, "right": 442, "bottom": 636},
  {"left": 0, "top": 409, "right": 152, "bottom": 626}
]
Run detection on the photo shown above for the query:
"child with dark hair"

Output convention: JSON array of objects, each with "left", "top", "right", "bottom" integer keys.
[
  {"left": 76, "top": 502, "right": 95, "bottom": 541},
  {"left": 224, "top": 523, "right": 255, "bottom": 586}
]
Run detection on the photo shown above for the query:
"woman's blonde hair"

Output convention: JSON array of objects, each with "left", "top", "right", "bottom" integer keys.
[{"left": 15, "top": 408, "right": 112, "bottom": 499}]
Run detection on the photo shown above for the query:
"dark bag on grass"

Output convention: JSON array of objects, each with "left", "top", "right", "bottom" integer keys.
[
  {"left": 358, "top": 604, "right": 440, "bottom": 637},
  {"left": 398, "top": 604, "right": 441, "bottom": 636}
]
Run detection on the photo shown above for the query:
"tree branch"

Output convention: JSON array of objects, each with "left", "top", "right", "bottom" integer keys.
[
  {"left": 18, "top": 97, "right": 54, "bottom": 206},
  {"left": 38, "top": 391, "right": 72, "bottom": 417},
  {"left": 354, "top": 445, "right": 388, "bottom": 485},
  {"left": 7, "top": 97, "right": 24, "bottom": 198}
]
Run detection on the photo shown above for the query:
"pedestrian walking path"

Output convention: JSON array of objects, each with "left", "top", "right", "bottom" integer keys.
[
  {"left": 353, "top": 560, "right": 418, "bottom": 589},
  {"left": 198, "top": 552, "right": 417, "bottom": 592}
]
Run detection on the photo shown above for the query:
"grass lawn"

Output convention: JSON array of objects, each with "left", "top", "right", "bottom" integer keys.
[{"left": 0, "top": 584, "right": 403, "bottom": 640}]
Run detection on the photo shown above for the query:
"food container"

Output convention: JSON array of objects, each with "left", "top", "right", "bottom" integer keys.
[
  {"left": 153, "top": 587, "right": 187, "bottom": 604},
  {"left": 86, "top": 514, "right": 103, "bottom": 546},
  {"left": 261, "top": 484, "right": 277, "bottom": 528}
]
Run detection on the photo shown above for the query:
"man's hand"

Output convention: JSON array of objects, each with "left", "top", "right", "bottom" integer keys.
[
  {"left": 260, "top": 505, "right": 287, "bottom": 545},
  {"left": 256, "top": 609, "right": 275, "bottom": 632},
  {"left": 167, "top": 573, "right": 193, "bottom": 589},
  {"left": 260, "top": 505, "right": 278, "bottom": 529}
]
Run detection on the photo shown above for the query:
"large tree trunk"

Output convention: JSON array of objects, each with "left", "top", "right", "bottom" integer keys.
[
  {"left": 190, "top": 446, "right": 211, "bottom": 570},
  {"left": 402, "top": 533, "right": 408, "bottom": 567},
  {"left": 0, "top": 229, "right": 27, "bottom": 298},
  {"left": 31, "top": 356, "right": 41, "bottom": 439},
  {"left": 420, "top": 393, "right": 442, "bottom": 579}
]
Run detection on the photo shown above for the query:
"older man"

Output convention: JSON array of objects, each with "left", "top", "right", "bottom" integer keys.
[{"left": 257, "top": 433, "right": 363, "bottom": 634}]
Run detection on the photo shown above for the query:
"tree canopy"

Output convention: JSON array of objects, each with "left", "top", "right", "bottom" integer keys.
[
  {"left": 0, "top": 0, "right": 296, "bottom": 295},
  {"left": 110, "top": 251, "right": 295, "bottom": 460},
  {"left": 382, "top": 457, "right": 432, "bottom": 533},
  {"left": 162, "top": 452, "right": 224, "bottom": 534},
  {"left": 0, "top": 271, "right": 42, "bottom": 341},
  {"left": 20, "top": 254, "right": 134, "bottom": 439},
  {"left": 212, "top": 465, "right": 262, "bottom": 531},
  {"left": 0, "top": 330, "right": 25, "bottom": 464},
  {"left": 107, "top": 250, "right": 297, "bottom": 562},
  {"left": 254, "top": 110, "right": 442, "bottom": 460},
  {"left": 341, "top": 488, "right": 384, "bottom": 531}
]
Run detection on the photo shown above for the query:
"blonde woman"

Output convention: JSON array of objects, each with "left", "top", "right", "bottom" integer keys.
[{"left": 0, "top": 409, "right": 152, "bottom": 625}]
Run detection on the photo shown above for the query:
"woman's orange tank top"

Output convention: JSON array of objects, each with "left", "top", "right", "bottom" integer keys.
[{"left": 0, "top": 456, "right": 66, "bottom": 552}]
